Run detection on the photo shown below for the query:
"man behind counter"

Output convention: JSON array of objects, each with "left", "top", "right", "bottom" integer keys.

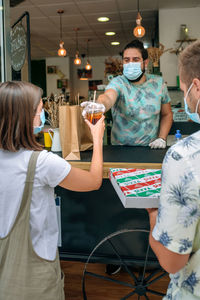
[{"left": 97, "top": 39, "right": 173, "bottom": 149}]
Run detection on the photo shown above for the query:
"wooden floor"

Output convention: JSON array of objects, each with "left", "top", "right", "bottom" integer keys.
[{"left": 61, "top": 260, "right": 170, "bottom": 300}]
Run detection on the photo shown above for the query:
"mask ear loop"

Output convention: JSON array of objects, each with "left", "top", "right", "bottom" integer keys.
[
  {"left": 34, "top": 110, "right": 43, "bottom": 127},
  {"left": 195, "top": 99, "right": 200, "bottom": 114},
  {"left": 185, "top": 82, "right": 193, "bottom": 100}
]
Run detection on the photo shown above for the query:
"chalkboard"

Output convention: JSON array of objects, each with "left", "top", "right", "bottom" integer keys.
[{"left": 11, "top": 23, "right": 27, "bottom": 72}]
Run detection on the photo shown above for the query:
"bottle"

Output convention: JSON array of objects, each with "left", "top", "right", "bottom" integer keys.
[{"left": 174, "top": 129, "right": 182, "bottom": 143}]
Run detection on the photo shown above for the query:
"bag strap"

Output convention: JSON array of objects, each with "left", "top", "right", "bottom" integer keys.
[{"left": 13, "top": 151, "right": 41, "bottom": 224}]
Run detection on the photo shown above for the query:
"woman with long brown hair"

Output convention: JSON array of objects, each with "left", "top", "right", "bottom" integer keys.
[{"left": 0, "top": 81, "right": 105, "bottom": 300}]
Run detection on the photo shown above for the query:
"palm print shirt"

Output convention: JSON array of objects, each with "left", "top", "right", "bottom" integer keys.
[
  {"left": 153, "top": 131, "right": 200, "bottom": 299},
  {"left": 105, "top": 74, "right": 171, "bottom": 146}
]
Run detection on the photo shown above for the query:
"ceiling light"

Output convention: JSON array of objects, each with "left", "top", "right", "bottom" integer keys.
[
  {"left": 58, "top": 42, "right": 67, "bottom": 57},
  {"left": 97, "top": 17, "right": 109, "bottom": 22},
  {"left": 74, "top": 53, "right": 81, "bottom": 65},
  {"left": 105, "top": 32, "right": 116, "bottom": 36},
  {"left": 111, "top": 42, "right": 120, "bottom": 45},
  {"left": 133, "top": 0, "right": 145, "bottom": 38},
  {"left": 74, "top": 28, "right": 81, "bottom": 65},
  {"left": 85, "top": 61, "right": 92, "bottom": 70},
  {"left": 57, "top": 9, "right": 67, "bottom": 57}
]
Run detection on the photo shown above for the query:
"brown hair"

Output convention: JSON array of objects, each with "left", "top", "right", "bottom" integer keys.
[
  {"left": 0, "top": 81, "right": 43, "bottom": 151},
  {"left": 179, "top": 40, "right": 200, "bottom": 88}
]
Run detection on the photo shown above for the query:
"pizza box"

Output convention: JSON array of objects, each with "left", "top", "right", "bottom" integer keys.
[{"left": 109, "top": 168, "right": 161, "bottom": 208}]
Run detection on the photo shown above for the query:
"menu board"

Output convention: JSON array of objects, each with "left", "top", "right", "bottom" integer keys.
[{"left": 11, "top": 23, "right": 27, "bottom": 72}]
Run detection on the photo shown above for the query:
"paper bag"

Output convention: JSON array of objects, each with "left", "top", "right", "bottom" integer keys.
[{"left": 59, "top": 105, "right": 93, "bottom": 160}]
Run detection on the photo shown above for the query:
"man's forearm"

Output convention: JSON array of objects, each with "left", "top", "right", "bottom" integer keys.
[
  {"left": 97, "top": 94, "right": 112, "bottom": 112},
  {"left": 158, "top": 112, "right": 173, "bottom": 140},
  {"left": 148, "top": 210, "right": 165, "bottom": 264},
  {"left": 97, "top": 89, "right": 117, "bottom": 112},
  {"left": 148, "top": 210, "right": 159, "bottom": 254},
  {"left": 148, "top": 212, "right": 169, "bottom": 269},
  {"left": 149, "top": 221, "right": 163, "bottom": 259},
  {"left": 148, "top": 210, "right": 189, "bottom": 274}
]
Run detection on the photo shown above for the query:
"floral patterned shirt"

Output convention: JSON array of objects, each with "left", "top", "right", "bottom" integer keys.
[
  {"left": 153, "top": 131, "right": 200, "bottom": 299},
  {"left": 105, "top": 74, "right": 171, "bottom": 146}
]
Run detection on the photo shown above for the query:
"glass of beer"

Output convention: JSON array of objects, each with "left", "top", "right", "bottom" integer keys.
[{"left": 86, "top": 105, "right": 104, "bottom": 125}]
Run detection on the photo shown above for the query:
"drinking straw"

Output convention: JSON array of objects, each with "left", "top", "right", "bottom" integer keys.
[
  {"left": 93, "top": 90, "right": 96, "bottom": 102},
  {"left": 77, "top": 92, "right": 80, "bottom": 106},
  {"left": 91, "top": 90, "right": 97, "bottom": 123}
]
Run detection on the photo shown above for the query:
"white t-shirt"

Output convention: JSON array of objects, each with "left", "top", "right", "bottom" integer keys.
[{"left": 0, "top": 149, "right": 71, "bottom": 260}]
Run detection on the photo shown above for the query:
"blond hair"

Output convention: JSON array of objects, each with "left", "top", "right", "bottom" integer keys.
[
  {"left": 179, "top": 40, "right": 200, "bottom": 88},
  {"left": 0, "top": 81, "right": 43, "bottom": 151}
]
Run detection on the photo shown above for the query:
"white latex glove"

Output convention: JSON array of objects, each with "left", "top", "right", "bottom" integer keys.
[
  {"left": 80, "top": 101, "right": 105, "bottom": 118},
  {"left": 149, "top": 138, "right": 166, "bottom": 149}
]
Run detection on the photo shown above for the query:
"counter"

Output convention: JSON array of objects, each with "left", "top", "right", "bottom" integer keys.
[
  {"left": 55, "top": 120, "right": 200, "bottom": 263},
  {"left": 56, "top": 146, "right": 167, "bottom": 263},
  {"left": 68, "top": 145, "right": 167, "bottom": 178}
]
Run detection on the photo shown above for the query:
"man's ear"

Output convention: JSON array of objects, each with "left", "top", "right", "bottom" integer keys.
[
  {"left": 193, "top": 78, "right": 200, "bottom": 98},
  {"left": 144, "top": 59, "right": 149, "bottom": 69}
]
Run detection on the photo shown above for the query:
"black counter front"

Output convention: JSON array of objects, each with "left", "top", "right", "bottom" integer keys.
[
  {"left": 80, "top": 145, "right": 167, "bottom": 163},
  {"left": 56, "top": 146, "right": 168, "bottom": 263}
]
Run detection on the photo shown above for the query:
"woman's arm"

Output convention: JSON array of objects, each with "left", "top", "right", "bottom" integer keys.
[{"left": 59, "top": 116, "right": 105, "bottom": 192}]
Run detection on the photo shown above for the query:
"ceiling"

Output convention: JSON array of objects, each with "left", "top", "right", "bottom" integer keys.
[{"left": 10, "top": 0, "right": 200, "bottom": 59}]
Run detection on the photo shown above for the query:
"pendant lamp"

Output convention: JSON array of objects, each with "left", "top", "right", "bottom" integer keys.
[
  {"left": 133, "top": 0, "right": 145, "bottom": 38},
  {"left": 85, "top": 39, "right": 92, "bottom": 71},
  {"left": 57, "top": 10, "right": 67, "bottom": 56},
  {"left": 74, "top": 28, "right": 81, "bottom": 65},
  {"left": 80, "top": 54, "right": 88, "bottom": 80}
]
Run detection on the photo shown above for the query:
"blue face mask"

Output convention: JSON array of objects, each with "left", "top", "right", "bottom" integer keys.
[
  {"left": 123, "top": 62, "right": 143, "bottom": 81},
  {"left": 34, "top": 109, "right": 45, "bottom": 134},
  {"left": 184, "top": 83, "right": 200, "bottom": 124}
]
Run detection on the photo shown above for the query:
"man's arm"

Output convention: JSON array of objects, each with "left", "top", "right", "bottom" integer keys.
[
  {"left": 97, "top": 89, "right": 118, "bottom": 112},
  {"left": 158, "top": 103, "right": 173, "bottom": 140},
  {"left": 147, "top": 209, "right": 190, "bottom": 274}
]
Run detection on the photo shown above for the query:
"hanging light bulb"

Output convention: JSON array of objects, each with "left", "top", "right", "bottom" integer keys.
[
  {"left": 85, "top": 39, "right": 92, "bottom": 70},
  {"left": 85, "top": 60, "right": 92, "bottom": 70},
  {"left": 74, "top": 52, "right": 81, "bottom": 65},
  {"left": 58, "top": 41, "right": 67, "bottom": 57},
  {"left": 133, "top": 0, "right": 145, "bottom": 38},
  {"left": 57, "top": 10, "right": 67, "bottom": 56},
  {"left": 74, "top": 28, "right": 81, "bottom": 65}
]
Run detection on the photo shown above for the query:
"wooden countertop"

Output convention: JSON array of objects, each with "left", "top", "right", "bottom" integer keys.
[{"left": 63, "top": 146, "right": 167, "bottom": 178}]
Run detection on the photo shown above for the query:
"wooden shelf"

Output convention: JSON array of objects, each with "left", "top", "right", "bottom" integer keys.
[{"left": 176, "top": 39, "right": 197, "bottom": 43}]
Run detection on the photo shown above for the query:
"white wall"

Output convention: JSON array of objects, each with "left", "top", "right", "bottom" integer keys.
[
  {"left": 159, "top": 7, "right": 200, "bottom": 86},
  {"left": 71, "top": 57, "right": 88, "bottom": 101},
  {"left": 71, "top": 55, "right": 121, "bottom": 101},
  {"left": 46, "top": 56, "right": 70, "bottom": 96}
]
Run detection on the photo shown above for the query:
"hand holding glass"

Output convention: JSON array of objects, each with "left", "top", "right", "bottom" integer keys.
[{"left": 81, "top": 102, "right": 105, "bottom": 124}]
